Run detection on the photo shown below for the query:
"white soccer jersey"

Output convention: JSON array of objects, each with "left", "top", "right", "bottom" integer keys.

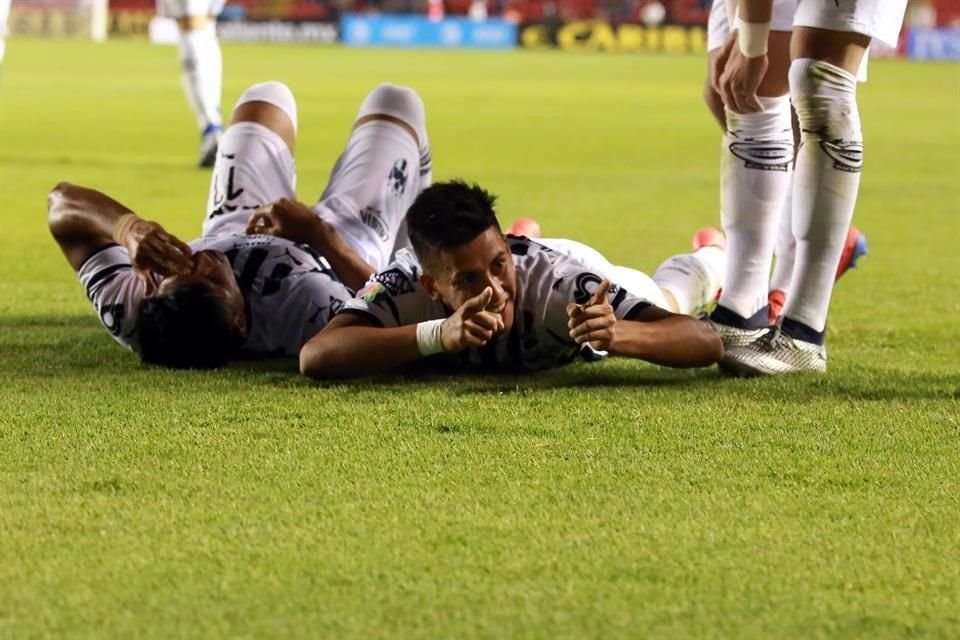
[
  {"left": 77, "top": 234, "right": 352, "bottom": 357},
  {"left": 341, "top": 236, "right": 654, "bottom": 371}
]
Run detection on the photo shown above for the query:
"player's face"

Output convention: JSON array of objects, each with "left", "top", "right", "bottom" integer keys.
[
  {"left": 156, "top": 250, "right": 247, "bottom": 333},
  {"left": 433, "top": 227, "right": 517, "bottom": 332}
]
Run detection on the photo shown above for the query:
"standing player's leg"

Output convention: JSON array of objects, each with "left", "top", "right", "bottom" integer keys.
[
  {"left": 201, "top": 81, "right": 298, "bottom": 238},
  {"left": 157, "top": 0, "right": 225, "bottom": 168},
  {"left": 722, "top": 0, "right": 907, "bottom": 375},
  {"left": 708, "top": 0, "right": 797, "bottom": 347},
  {"left": 767, "top": 192, "right": 795, "bottom": 320},
  {"left": 315, "top": 83, "right": 432, "bottom": 272}
]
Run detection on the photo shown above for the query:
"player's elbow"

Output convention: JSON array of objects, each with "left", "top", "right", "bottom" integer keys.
[
  {"left": 47, "top": 183, "right": 73, "bottom": 237},
  {"left": 299, "top": 335, "right": 341, "bottom": 379},
  {"left": 299, "top": 342, "right": 325, "bottom": 379},
  {"left": 695, "top": 322, "right": 724, "bottom": 366}
]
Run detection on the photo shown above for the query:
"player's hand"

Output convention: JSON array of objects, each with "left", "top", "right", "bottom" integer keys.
[
  {"left": 718, "top": 44, "right": 767, "bottom": 114},
  {"left": 245, "top": 198, "right": 327, "bottom": 245},
  {"left": 710, "top": 33, "right": 737, "bottom": 96},
  {"left": 440, "top": 287, "right": 505, "bottom": 352},
  {"left": 567, "top": 279, "right": 616, "bottom": 351},
  {"left": 123, "top": 218, "right": 193, "bottom": 278}
]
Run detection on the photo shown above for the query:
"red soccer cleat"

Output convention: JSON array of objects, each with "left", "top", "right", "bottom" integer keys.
[
  {"left": 506, "top": 218, "right": 542, "bottom": 238},
  {"left": 836, "top": 225, "right": 868, "bottom": 280},
  {"left": 692, "top": 226, "right": 726, "bottom": 251},
  {"left": 768, "top": 289, "right": 786, "bottom": 324}
]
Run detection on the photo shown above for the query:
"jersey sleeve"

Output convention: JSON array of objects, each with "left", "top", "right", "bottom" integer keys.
[
  {"left": 76, "top": 244, "right": 147, "bottom": 351},
  {"left": 540, "top": 255, "right": 652, "bottom": 339},
  {"left": 340, "top": 262, "right": 443, "bottom": 328},
  {"left": 279, "top": 272, "right": 356, "bottom": 354}
]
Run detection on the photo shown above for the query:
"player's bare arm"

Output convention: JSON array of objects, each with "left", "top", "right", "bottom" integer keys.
[
  {"left": 299, "top": 313, "right": 420, "bottom": 379},
  {"left": 245, "top": 198, "right": 375, "bottom": 290},
  {"left": 48, "top": 182, "right": 192, "bottom": 276},
  {"left": 611, "top": 306, "right": 724, "bottom": 368},
  {"left": 299, "top": 286, "right": 503, "bottom": 380},
  {"left": 717, "top": 0, "right": 772, "bottom": 113}
]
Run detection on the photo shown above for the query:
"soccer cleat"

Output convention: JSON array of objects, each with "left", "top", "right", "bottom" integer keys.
[
  {"left": 767, "top": 289, "right": 786, "bottom": 324},
  {"left": 720, "top": 327, "right": 827, "bottom": 376},
  {"left": 198, "top": 124, "right": 222, "bottom": 169},
  {"left": 506, "top": 218, "right": 542, "bottom": 238},
  {"left": 692, "top": 226, "right": 726, "bottom": 251},
  {"left": 835, "top": 225, "right": 868, "bottom": 280},
  {"left": 704, "top": 319, "right": 768, "bottom": 349}
]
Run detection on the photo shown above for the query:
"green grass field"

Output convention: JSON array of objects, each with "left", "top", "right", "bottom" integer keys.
[{"left": 1, "top": 37, "right": 958, "bottom": 639}]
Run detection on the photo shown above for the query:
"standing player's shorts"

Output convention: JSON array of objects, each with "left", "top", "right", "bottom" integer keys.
[
  {"left": 1, "top": 0, "right": 11, "bottom": 34},
  {"left": 794, "top": 1, "right": 906, "bottom": 48},
  {"left": 707, "top": 0, "right": 906, "bottom": 52},
  {"left": 708, "top": 0, "right": 797, "bottom": 52},
  {"left": 202, "top": 85, "right": 425, "bottom": 273},
  {"left": 156, "top": 0, "right": 226, "bottom": 19}
]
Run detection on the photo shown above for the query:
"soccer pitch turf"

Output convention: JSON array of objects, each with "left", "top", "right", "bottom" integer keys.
[{"left": 1, "top": 37, "right": 958, "bottom": 638}]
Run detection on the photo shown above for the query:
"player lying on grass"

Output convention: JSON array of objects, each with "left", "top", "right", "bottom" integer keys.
[
  {"left": 48, "top": 80, "right": 432, "bottom": 368},
  {"left": 298, "top": 181, "right": 725, "bottom": 379}
]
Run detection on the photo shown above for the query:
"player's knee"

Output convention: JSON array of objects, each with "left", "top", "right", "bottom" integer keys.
[
  {"left": 723, "top": 94, "right": 793, "bottom": 171},
  {"left": 234, "top": 81, "right": 298, "bottom": 131},
  {"left": 358, "top": 83, "right": 427, "bottom": 145},
  {"left": 703, "top": 80, "right": 725, "bottom": 130},
  {"left": 789, "top": 58, "right": 860, "bottom": 142}
]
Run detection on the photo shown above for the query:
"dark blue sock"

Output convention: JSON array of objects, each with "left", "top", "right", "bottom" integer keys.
[
  {"left": 781, "top": 317, "right": 826, "bottom": 346},
  {"left": 710, "top": 304, "right": 770, "bottom": 330}
]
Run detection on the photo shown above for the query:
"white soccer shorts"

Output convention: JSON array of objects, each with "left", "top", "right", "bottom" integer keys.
[
  {"left": 708, "top": 0, "right": 797, "bottom": 52},
  {"left": 708, "top": 0, "right": 906, "bottom": 52},
  {"left": 156, "top": 0, "right": 226, "bottom": 19}
]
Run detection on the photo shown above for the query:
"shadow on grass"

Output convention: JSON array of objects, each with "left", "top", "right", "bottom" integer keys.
[
  {"left": 312, "top": 361, "right": 960, "bottom": 403},
  {"left": 4, "top": 314, "right": 958, "bottom": 402}
]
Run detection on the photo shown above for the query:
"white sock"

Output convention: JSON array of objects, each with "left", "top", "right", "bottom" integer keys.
[
  {"left": 353, "top": 83, "right": 432, "bottom": 263},
  {"left": 179, "top": 22, "right": 223, "bottom": 133},
  {"left": 783, "top": 58, "right": 862, "bottom": 341},
  {"left": 715, "top": 95, "right": 794, "bottom": 324},
  {"left": 769, "top": 187, "right": 795, "bottom": 294},
  {"left": 653, "top": 246, "right": 726, "bottom": 315},
  {"left": 235, "top": 80, "right": 298, "bottom": 131},
  {"left": 356, "top": 82, "right": 431, "bottom": 185}
]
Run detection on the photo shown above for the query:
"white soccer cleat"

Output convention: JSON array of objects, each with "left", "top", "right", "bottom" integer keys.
[
  {"left": 720, "top": 327, "right": 827, "bottom": 377},
  {"left": 705, "top": 319, "right": 768, "bottom": 349},
  {"left": 198, "top": 125, "right": 222, "bottom": 168}
]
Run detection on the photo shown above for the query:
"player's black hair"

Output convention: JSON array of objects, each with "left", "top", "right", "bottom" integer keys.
[
  {"left": 406, "top": 180, "right": 501, "bottom": 272},
  {"left": 136, "top": 282, "right": 241, "bottom": 369}
]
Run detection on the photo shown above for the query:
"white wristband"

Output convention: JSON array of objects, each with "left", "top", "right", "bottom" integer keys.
[
  {"left": 416, "top": 319, "right": 445, "bottom": 356},
  {"left": 737, "top": 20, "right": 770, "bottom": 58}
]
